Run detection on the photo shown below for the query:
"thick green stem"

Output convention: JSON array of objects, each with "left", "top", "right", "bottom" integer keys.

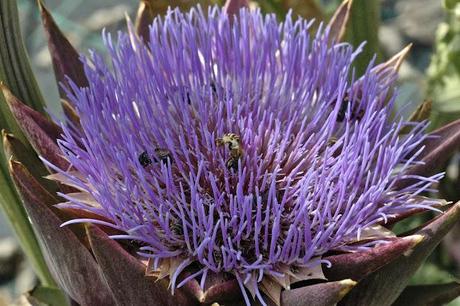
[
  {"left": 0, "top": 0, "right": 46, "bottom": 111},
  {"left": 0, "top": 0, "right": 56, "bottom": 288},
  {"left": 0, "top": 145, "right": 56, "bottom": 287},
  {"left": 347, "top": 0, "right": 382, "bottom": 75}
]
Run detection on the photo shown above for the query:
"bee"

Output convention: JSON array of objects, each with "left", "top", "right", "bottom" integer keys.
[
  {"left": 225, "top": 157, "right": 239, "bottom": 172},
  {"left": 210, "top": 82, "right": 218, "bottom": 95},
  {"left": 327, "top": 136, "right": 338, "bottom": 146},
  {"left": 208, "top": 82, "right": 229, "bottom": 101},
  {"left": 184, "top": 91, "right": 191, "bottom": 104},
  {"left": 153, "top": 148, "right": 173, "bottom": 165},
  {"left": 336, "top": 93, "right": 364, "bottom": 122},
  {"left": 170, "top": 221, "right": 184, "bottom": 236},
  {"left": 216, "top": 133, "right": 242, "bottom": 171},
  {"left": 138, "top": 151, "right": 153, "bottom": 168},
  {"left": 352, "top": 108, "right": 365, "bottom": 121},
  {"left": 167, "top": 86, "right": 191, "bottom": 104},
  {"left": 337, "top": 95, "right": 349, "bottom": 122},
  {"left": 138, "top": 148, "right": 173, "bottom": 168},
  {"left": 213, "top": 250, "right": 223, "bottom": 265},
  {"left": 216, "top": 133, "right": 241, "bottom": 153}
]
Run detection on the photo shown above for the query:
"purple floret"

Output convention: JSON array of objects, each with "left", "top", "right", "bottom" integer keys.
[{"left": 50, "top": 6, "right": 442, "bottom": 305}]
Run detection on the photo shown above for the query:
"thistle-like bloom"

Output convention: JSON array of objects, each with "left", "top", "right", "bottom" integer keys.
[{"left": 47, "top": 6, "right": 442, "bottom": 305}]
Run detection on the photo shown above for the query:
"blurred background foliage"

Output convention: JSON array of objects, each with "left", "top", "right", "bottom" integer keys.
[
  {"left": 428, "top": 0, "right": 460, "bottom": 129},
  {"left": 0, "top": 0, "right": 460, "bottom": 304}
]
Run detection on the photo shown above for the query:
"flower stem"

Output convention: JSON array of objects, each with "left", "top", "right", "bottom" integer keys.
[
  {"left": 347, "top": 0, "right": 382, "bottom": 75},
  {"left": 0, "top": 0, "right": 57, "bottom": 288}
]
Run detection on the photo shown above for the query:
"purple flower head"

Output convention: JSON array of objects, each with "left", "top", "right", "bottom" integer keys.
[{"left": 49, "top": 6, "right": 442, "bottom": 305}]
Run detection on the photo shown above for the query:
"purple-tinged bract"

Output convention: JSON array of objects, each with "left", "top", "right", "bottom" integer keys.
[{"left": 51, "top": 6, "right": 442, "bottom": 305}]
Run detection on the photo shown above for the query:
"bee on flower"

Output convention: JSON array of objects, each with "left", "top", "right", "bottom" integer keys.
[{"left": 216, "top": 133, "right": 243, "bottom": 171}]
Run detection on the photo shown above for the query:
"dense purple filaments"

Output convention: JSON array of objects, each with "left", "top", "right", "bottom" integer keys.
[{"left": 54, "top": 6, "right": 441, "bottom": 303}]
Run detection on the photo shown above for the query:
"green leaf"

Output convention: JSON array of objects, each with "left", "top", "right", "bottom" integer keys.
[
  {"left": 0, "top": 0, "right": 46, "bottom": 111},
  {"left": 26, "top": 285, "right": 69, "bottom": 306},
  {"left": 256, "top": 0, "right": 286, "bottom": 17},
  {"left": 410, "top": 262, "right": 458, "bottom": 286},
  {"left": 444, "top": 0, "right": 460, "bottom": 10},
  {"left": 281, "top": 0, "right": 324, "bottom": 21},
  {"left": 256, "top": 0, "right": 325, "bottom": 21}
]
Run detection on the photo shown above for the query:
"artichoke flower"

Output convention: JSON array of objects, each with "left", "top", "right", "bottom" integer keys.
[{"left": 1, "top": 0, "right": 460, "bottom": 305}]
